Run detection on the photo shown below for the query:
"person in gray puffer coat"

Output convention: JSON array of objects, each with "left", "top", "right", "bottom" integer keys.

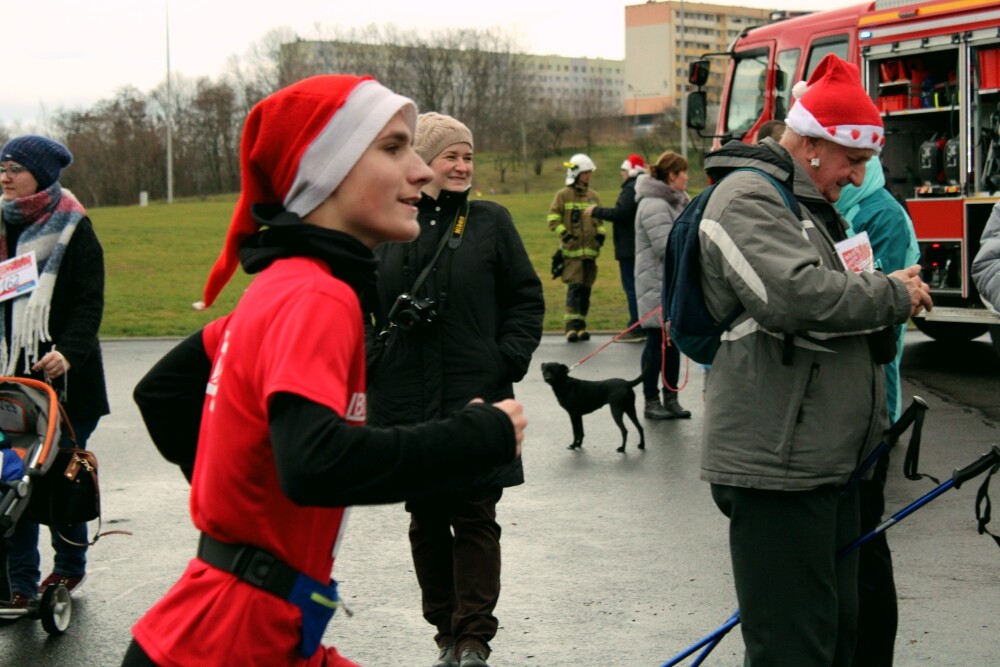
[
  {"left": 698, "top": 54, "right": 932, "bottom": 667},
  {"left": 972, "top": 200, "right": 1000, "bottom": 313},
  {"left": 634, "top": 150, "right": 691, "bottom": 419}
]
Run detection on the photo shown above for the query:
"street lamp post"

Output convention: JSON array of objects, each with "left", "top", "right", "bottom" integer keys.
[{"left": 165, "top": 0, "right": 174, "bottom": 204}]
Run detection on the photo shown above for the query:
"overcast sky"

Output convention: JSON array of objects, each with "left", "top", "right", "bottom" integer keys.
[{"left": 5, "top": 0, "right": 863, "bottom": 129}]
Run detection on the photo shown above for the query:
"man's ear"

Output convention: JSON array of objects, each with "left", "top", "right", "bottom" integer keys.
[{"left": 805, "top": 136, "right": 822, "bottom": 160}]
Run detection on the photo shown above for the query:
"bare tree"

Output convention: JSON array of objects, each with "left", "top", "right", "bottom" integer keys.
[
  {"left": 55, "top": 86, "right": 163, "bottom": 207},
  {"left": 573, "top": 82, "right": 618, "bottom": 154},
  {"left": 226, "top": 26, "right": 298, "bottom": 114},
  {"left": 189, "top": 79, "right": 241, "bottom": 195}
]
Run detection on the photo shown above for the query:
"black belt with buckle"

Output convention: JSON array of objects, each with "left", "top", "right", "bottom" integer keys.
[{"left": 196, "top": 533, "right": 298, "bottom": 600}]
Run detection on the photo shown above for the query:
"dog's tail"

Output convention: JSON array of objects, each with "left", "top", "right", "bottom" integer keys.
[{"left": 630, "top": 361, "right": 659, "bottom": 387}]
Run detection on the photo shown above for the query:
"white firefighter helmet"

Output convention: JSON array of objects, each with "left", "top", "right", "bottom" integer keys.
[{"left": 564, "top": 153, "right": 596, "bottom": 185}]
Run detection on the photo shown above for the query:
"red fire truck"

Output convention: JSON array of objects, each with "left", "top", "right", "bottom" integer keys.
[{"left": 686, "top": 0, "right": 1000, "bottom": 353}]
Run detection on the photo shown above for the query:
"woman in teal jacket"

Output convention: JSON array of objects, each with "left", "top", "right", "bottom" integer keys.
[
  {"left": 835, "top": 155, "right": 919, "bottom": 667},
  {"left": 836, "top": 156, "right": 919, "bottom": 422}
]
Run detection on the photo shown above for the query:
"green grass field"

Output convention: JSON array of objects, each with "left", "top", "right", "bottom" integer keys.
[{"left": 95, "top": 144, "right": 707, "bottom": 337}]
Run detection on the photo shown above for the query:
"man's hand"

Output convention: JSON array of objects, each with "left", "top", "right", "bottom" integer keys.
[
  {"left": 470, "top": 398, "right": 526, "bottom": 458},
  {"left": 888, "top": 264, "right": 933, "bottom": 317},
  {"left": 584, "top": 205, "right": 597, "bottom": 217}
]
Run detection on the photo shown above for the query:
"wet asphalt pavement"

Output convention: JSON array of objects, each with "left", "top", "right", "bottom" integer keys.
[{"left": 0, "top": 333, "right": 996, "bottom": 666}]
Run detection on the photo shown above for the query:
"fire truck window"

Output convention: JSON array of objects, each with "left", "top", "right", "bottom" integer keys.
[
  {"left": 805, "top": 37, "right": 849, "bottom": 79},
  {"left": 727, "top": 56, "right": 769, "bottom": 137},
  {"left": 776, "top": 49, "right": 800, "bottom": 121}
]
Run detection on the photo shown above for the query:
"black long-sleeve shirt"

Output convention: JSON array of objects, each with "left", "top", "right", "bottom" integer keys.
[{"left": 133, "top": 330, "right": 516, "bottom": 505}]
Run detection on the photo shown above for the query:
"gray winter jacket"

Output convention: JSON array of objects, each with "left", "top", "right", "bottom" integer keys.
[
  {"left": 698, "top": 139, "right": 913, "bottom": 491},
  {"left": 972, "top": 201, "right": 1000, "bottom": 313},
  {"left": 634, "top": 175, "right": 690, "bottom": 328}
]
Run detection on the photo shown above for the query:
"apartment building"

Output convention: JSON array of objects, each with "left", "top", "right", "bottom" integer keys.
[
  {"left": 625, "top": 1, "right": 774, "bottom": 125},
  {"left": 522, "top": 54, "right": 627, "bottom": 116}
]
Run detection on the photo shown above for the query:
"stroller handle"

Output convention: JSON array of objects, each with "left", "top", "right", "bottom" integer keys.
[{"left": 952, "top": 445, "right": 1000, "bottom": 489}]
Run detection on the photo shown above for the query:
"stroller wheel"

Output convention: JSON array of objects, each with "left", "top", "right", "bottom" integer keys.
[{"left": 39, "top": 583, "right": 71, "bottom": 635}]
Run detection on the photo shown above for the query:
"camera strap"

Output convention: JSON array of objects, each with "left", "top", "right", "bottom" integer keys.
[
  {"left": 378, "top": 200, "right": 471, "bottom": 342},
  {"left": 409, "top": 199, "right": 469, "bottom": 297}
]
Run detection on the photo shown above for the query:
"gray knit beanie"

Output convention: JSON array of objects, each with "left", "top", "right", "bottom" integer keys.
[{"left": 414, "top": 112, "right": 473, "bottom": 164}]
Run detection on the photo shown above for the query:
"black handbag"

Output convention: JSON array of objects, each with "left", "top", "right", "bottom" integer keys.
[{"left": 27, "top": 447, "right": 100, "bottom": 526}]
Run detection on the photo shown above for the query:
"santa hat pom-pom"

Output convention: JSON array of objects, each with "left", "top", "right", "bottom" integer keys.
[
  {"left": 792, "top": 81, "right": 809, "bottom": 100},
  {"left": 192, "top": 300, "right": 207, "bottom": 311}
]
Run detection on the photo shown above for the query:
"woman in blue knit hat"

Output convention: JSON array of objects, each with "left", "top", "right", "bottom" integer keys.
[{"left": 0, "top": 134, "right": 109, "bottom": 613}]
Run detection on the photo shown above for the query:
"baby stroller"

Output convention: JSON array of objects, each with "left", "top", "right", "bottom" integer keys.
[{"left": 0, "top": 377, "right": 76, "bottom": 634}]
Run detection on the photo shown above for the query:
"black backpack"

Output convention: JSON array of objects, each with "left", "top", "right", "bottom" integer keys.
[{"left": 662, "top": 167, "right": 801, "bottom": 365}]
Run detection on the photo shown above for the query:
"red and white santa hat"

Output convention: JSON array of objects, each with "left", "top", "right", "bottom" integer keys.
[
  {"left": 197, "top": 74, "right": 416, "bottom": 309},
  {"left": 785, "top": 54, "right": 884, "bottom": 153},
  {"left": 620, "top": 153, "right": 647, "bottom": 177}
]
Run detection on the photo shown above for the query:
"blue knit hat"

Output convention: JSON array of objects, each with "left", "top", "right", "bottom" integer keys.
[{"left": 1, "top": 135, "right": 73, "bottom": 190}]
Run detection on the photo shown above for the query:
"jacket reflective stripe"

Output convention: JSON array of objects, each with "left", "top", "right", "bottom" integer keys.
[
  {"left": 700, "top": 217, "right": 769, "bottom": 304},
  {"left": 562, "top": 247, "right": 601, "bottom": 258}
]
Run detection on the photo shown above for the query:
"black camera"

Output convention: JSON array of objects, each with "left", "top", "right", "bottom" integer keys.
[
  {"left": 387, "top": 293, "right": 438, "bottom": 331},
  {"left": 570, "top": 208, "right": 581, "bottom": 223}
]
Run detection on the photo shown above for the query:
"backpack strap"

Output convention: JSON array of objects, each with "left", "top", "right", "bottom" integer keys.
[{"left": 726, "top": 167, "right": 802, "bottom": 220}]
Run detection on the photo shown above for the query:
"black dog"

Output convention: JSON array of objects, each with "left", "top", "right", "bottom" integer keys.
[{"left": 540, "top": 361, "right": 645, "bottom": 453}]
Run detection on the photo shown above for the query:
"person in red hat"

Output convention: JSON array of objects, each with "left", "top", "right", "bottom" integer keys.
[
  {"left": 123, "top": 75, "right": 527, "bottom": 667},
  {"left": 586, "top": 153, "right": 647, "bottom": 342},
  {"left": 695, "top": 54, "right": 932, "bottom": 667}
]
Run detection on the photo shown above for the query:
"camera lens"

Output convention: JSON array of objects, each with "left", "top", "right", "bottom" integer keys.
[{"left": 397, "top": 309, "right": 418, "bottom": 330}]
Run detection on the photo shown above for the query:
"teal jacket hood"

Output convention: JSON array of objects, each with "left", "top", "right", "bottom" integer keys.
[
  {"left": 837, "top": 155, "right": 885, "bottom": 224},
  {"left": 836, "top": 156, "right": 919, "bottom": 268}
]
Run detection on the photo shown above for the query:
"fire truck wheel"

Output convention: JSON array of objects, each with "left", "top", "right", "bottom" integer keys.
[{"left": 913, "top": 318, "right": 988, "bottom": 344}]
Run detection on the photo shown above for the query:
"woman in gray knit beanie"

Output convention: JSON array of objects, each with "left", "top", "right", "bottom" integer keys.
[{"left": 366, "top": 113, "right": 544, "bottom": 667}]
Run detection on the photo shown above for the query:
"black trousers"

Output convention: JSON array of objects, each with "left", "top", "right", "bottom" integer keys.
[
  {"left": 852, "top": 464, "right": 897, "bottom": 667},
  {"left": 641, "top": 327, "right": 680, "bottom": 401},
  {"left": 121, "top": 639, "right": 158, "bottom": 666},
  {"left": 405, "top": 486, "right": 503, "bottom": 652},
  {"left": 712, "top": 483, "right": 860, "bottom": 667}
]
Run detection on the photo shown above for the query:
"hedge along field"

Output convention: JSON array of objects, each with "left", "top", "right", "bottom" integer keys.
[{"left": 95, "top": 144, "right": 706, "bottom": 337}]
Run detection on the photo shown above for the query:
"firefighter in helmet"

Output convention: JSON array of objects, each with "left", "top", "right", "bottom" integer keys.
[{"left": 547, "top": 153, "right": 604, "bottom": 341}]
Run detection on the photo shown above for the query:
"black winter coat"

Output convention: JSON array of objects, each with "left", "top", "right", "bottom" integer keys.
[
  {"left": 591, "top": 175, "right": 639, "bottom": 260},
  {"left": 366, "top": 188, "right": 544, "bottom": 489},
  {"left": 5, "top": 217, "right": 109, "bottom": 422}
]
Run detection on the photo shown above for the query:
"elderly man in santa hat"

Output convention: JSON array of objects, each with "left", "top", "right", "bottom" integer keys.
[{"left": 694, "top": 54, "right": 932, "bottom": 666}]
